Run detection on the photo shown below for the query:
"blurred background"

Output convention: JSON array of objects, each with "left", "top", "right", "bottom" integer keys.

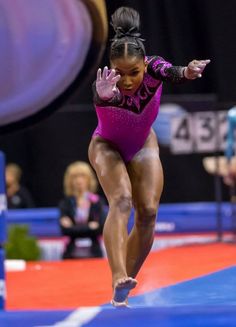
[{"left": 0, "top": 0, "right": 236, "bottom": 207}]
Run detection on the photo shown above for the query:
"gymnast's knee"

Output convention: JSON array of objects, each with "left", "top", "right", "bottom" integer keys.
[
  {"left": 110, "top": 194, "right": 133, "bottom": 214},
  {"left": 135, "top": 206, "right": 157, "bottom": 228}
]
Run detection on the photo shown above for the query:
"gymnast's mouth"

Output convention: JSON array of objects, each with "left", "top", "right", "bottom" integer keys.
[{"left": 122, "top": 88, "right": 134, "bottom": 95}]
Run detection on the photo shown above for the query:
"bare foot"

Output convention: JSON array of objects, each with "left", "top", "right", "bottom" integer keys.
[{"left": 111, "top": 277, "right": 137, "bottom": 307}]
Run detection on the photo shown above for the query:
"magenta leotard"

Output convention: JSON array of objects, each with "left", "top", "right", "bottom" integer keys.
[{"left": 93, "top": 56, "right": 185, "bottom": 162}]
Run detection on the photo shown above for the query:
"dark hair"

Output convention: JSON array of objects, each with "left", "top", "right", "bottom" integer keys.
[{"left": 110, "top": 7, "right": 146, "bottom": 61}]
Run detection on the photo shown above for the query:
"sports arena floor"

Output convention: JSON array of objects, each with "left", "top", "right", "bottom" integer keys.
[{"left": 1, "top": 235, "right": 236, "bottom": 326}]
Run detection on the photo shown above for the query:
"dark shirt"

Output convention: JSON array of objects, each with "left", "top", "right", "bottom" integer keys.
[
  {"left": 58, "top": 193, "right": 106, "bottom": 234},
  {"left": 7, "top": 186, "right": 35, "bottom": 209}
]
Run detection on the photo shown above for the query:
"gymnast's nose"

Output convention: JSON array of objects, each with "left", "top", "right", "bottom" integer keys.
[{"left": 122, "top": 75, "right": 132, "bottom": 89}]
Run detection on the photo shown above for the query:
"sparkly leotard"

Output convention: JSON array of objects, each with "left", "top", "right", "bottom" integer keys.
[{"left": 93, "top": 56, "right": 185, "bottom": 162}]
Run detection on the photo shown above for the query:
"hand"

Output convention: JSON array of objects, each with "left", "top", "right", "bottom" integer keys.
[
  {"left": 96, "top": 66, "right": 121, "bottom": 100},
  {"left": 184, "top": 59, "right": 211, "bottom": 80},
  {"left": 223, "top": 174, "right": 235, "bottom": 186},
  {"left": 88, "top": 221, "right": 99, "bottom": 230},
  {"left": 61, "top": 216, "right": 73, "bottom": 228}
]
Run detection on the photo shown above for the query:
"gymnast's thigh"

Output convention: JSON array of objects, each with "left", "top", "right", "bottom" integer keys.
[
  {"left": 88, "top": 137, "right": 132, "bottom": 203},
  {"left": 127, "top": 130, "right": 164, "bottom": 210}
]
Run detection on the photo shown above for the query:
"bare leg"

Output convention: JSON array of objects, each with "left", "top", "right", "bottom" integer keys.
[
  {"left": 88, "top": 137, "right": 137, "bottom": 305},
  {"left": 126, "top": 130, "right": 164, "bottom": 278}
]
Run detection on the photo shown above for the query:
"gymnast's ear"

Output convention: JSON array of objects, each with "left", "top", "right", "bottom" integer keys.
[{"left": 144, "top": 61, "right": 148, "bottom": 73}]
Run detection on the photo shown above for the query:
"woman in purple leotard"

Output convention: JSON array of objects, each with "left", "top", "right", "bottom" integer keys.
[{"left": 88, "top": 7, "right": 210, "bottom": 307}]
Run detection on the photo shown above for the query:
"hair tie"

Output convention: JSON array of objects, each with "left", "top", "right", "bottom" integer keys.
[{"left": 111, "top": 25, "right": 145, "bottom": 42}]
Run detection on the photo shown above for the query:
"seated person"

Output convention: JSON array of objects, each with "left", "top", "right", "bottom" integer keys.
[
  {"left": 203, "top": 156, "right": 236, "bottom": 186},
  {"left": 203, "top": 155, "right": 236, "bottom": 201},
  {"left": 59, "top": 161, "right": 106, "bottom": 259},
  {"left": 6, "top": 163, "right": 35, "bottom": 209}
]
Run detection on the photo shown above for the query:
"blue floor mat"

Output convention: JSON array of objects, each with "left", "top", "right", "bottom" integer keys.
[
  {"left": 128, "top": 265, "right": 236, "bottom": 307},
  {"left": 1, "top": 266, "right": 236, "bottom": 326}
]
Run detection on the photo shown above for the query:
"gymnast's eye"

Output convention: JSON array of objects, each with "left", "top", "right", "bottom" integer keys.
[
  {"left": 116, "top": 70, "right": 124, "bottom": 76},
  {"left": 130, "top": 70, "right": 139, "bottom": 76}
]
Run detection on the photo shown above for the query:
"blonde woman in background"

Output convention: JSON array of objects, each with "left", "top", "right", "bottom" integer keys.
[{"left": 59, "top": 161, "right": 106, "bottom": 259}]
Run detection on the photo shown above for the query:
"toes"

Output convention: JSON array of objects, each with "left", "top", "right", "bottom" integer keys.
[{"left": 111, "top": 299, "right": 129, "bottom": 308}]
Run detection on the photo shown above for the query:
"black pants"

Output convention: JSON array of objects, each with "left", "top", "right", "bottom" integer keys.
[{"left": 61, "top": 225, "right": 103, "bottom": 259}]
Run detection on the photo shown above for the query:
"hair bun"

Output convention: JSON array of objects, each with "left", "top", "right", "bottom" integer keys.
[
  {"left": 111, "top": 7, "right": 144, "bottom": 41},
  {"left": 110, "top": 7, "right": 146, "bottom": 60}
]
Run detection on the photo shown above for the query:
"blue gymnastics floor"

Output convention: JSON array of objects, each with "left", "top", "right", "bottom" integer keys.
[{"left": 1, "top": 266, "right": 236, "bottom": 326}]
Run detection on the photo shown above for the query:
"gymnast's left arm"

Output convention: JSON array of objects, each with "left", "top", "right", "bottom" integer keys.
[
  {"left": 164, "top": 59, "right": 211, "bottom": 82},
  {"left": 147, "top": 56, "right": 210, "bottom": 83}
]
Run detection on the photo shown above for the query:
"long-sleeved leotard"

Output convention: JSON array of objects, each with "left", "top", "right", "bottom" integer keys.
[{"left": 93, "top": 56, "right": 186, "bottom": 162}]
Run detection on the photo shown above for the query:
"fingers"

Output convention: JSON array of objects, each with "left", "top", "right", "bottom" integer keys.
[
  {"left": 196, "top": 61, "right": 210, "bottom": 77},
  {"left": 96, "top": 68, "right": 102, "bottom": 81},
  {"left": 111, "top": 74, "right": 121, "bottom": 84},
  {"left": 106, "top": 68, "right": 116, "bottom": 80},
  {"left": 106, "top": 69, "right": 120, "bottom": 83},
  {"left": 189, "top": 62, "right": 201, "bottom": 72},
  {"left": 201, "top": 59, "right": 211, "bottom": 64},
  {"left": 192, "top": 59, "right": 211, "bottom": 65},
  {"left": 192, "top": 59, "right": 211, "bottom": 70},
  {"left": 101, "top": 66, "right": 116, "bottom": 80},
  {"left": 96, "top": 66, "right": 111, "bottom": 80},
  {"left": 102, "top": 66, "right": 108, "bottom": 79},
  {"left": 187, "top": 59, "right": 211, "bottom": 79},
  {"left": 98, "top": 67, "right": 120, "bottom": 84}
]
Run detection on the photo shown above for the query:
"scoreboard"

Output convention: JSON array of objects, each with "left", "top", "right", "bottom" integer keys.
[{"left": 170, "top": 111, "right": 228, "bottom": 154}]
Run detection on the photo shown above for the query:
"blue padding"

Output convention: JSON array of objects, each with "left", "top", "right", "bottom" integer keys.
[
  {"left": 0, "top": 212, "right": 7, "bottom": 244},
  {"left": 6, "top": 208, "right": 61, "bottom": 237},
  {"left": 5, "top": 202, "right": 236, "bottom": 238},
  {"left": 0, "top": 151, "right": 6, "bottom": 246},
  {"left": 1, "top": 306, "right": 236, "bottom": 327},
  {"left": 0, "top": 152, "right": 5, "bottom": 194},
  {"left": 158, "top": 202, "right": 234, "bottom": 232},
  {"left": 0, "top": 249, "right": 5, "bottom": 310},
  {"left": 86, "top": 306, "right": 236, "bottom": 327},
  {"left": 0, "top": 310, "right": 71, "bottom": 327},
  {"left": 0, "top": 249, "right": 4, "bottom": 279},
  {"left": 0, "top": 152, "right": 6, "bottom": 244},
  {"left": 128, "top": 202, "right": 235, "bottom": 233}
]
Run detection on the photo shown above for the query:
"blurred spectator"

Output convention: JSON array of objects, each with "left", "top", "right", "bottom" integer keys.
[
  {"left": 59, "top": 161, "right": 106, "bottom": 259},
  {"left": 6, "top": 163, "right": 35, "bottom": 209}
]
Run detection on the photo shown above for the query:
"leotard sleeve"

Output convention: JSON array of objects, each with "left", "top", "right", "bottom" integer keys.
[{"left": 147, "top": 55, "right": 187, "bottom": 83}]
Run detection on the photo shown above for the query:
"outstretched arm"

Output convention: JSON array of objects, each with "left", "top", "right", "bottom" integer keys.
[{"left": 147, "top": 56, "right": 210, "bottom": 83}]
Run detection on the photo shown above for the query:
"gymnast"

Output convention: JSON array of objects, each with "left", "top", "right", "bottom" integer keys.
[{"left": 88, "top": 6, "right": 210, "bottom": 307}]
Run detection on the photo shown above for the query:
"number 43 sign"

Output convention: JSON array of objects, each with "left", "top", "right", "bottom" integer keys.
[{"left": 170, "top": 111, "right": 227, "bottom": 154}]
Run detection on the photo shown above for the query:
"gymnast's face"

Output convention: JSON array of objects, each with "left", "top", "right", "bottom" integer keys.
[{"left": 111, "top": 56, "right": 146, "bottom": 96}]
